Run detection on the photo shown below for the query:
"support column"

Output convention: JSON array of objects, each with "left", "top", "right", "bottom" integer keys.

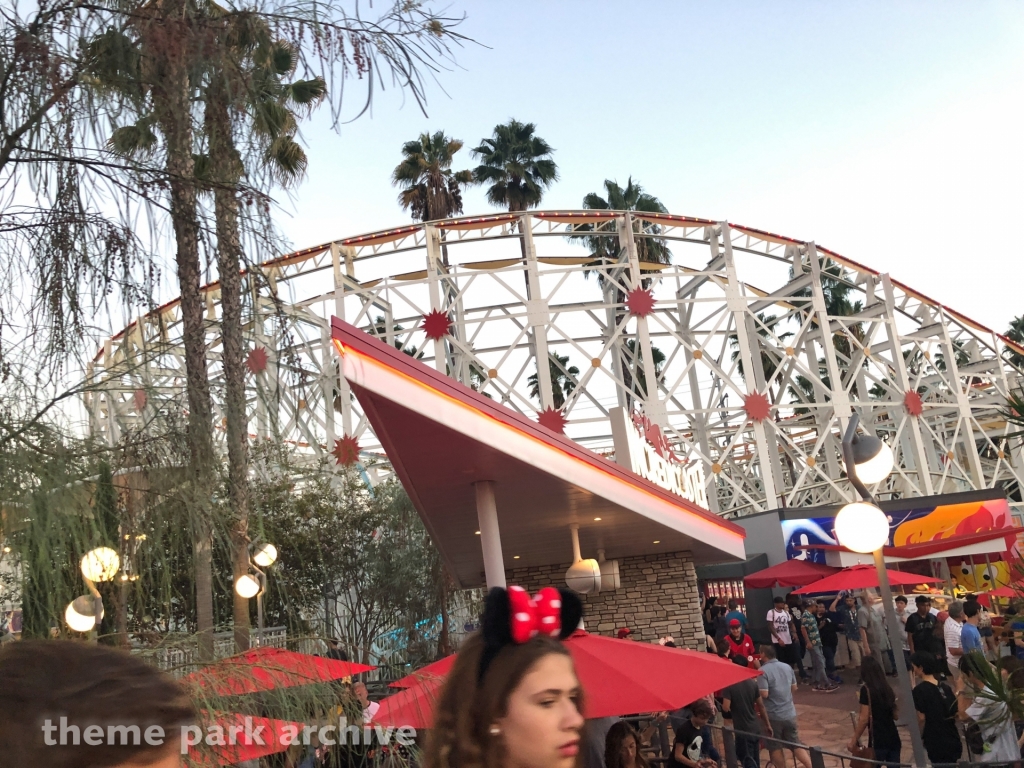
[
  {"left": 522, "top": 215, "right": 554, "bottom": 411},
  {"left": 621, "top": 214, "right": 665, "bottom": 426},
  {"left": 474, "top": 481, "right": 506, "bottom": 589},
  {"left": 424, "top": 224, "right": 448, "bottom": 375},
  {"left": 720, "top": 222, "right": 780, "bottom": 509}
]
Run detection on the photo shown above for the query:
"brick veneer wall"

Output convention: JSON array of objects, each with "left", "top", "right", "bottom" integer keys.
[{"left": 505, "top": 550, "right": 706, "bottom": 651}]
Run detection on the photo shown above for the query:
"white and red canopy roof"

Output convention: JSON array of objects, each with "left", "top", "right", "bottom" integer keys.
[{"left": 331, "top": 319, "right": 745, "bottom": 588}]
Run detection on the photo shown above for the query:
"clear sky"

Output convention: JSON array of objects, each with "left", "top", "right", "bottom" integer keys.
[{"left": 276, "top": 1, "right": 1024, "bottom": 336}]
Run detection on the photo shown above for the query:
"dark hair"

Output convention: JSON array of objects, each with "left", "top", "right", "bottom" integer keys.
[
  {"left": 0, "top": 640, "right": 193, "bottom": 768},
  {"left": 964, "top": 602, "right": 980, "bottom": 619},
  {"left": 689, "top": 699, "right": 713, "bottom": 719},
  {"left": 605, "top": 721, "right": 648, "bottom": 768},
  {"left": 773, "top": 596, "right": 785, "bottom": 604},
  {"left": 732, "top": 654, "right": 749, "bottom": 667},
  {"left": 816, "top": 600, "right": 827, "bottom": 607},
  {"left": 424, "top": 632, "right": 582, "bottom": 768},
  {"left": 727, "top": 599, "right": 738, "bottom": 610},
  {"left": 910, "top": 651, "right": 939, "bottom": 676},
  {"left": 759, "top": 644, "right": 776, "bottom": 660},
  {"left": 959, "top": 652, "right": 988, "bottom": 679},
  {"left": 860, "top": 656, "right": 896, "bottom": 714},
  {"left": 915, "top": 595, "right": 930, "bottom": 605},
  {"left": 895, "top": 595, "right": 907, "bottom": 604}
]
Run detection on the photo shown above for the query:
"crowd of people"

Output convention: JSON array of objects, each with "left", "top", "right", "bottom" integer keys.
[{"left": 5, "top": 585, "right": 1024, "bottom": 768}]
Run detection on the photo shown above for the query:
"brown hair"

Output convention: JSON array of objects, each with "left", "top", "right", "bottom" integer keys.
[
  {"left": 424, "top": 632, "right": 583, "bottom": 768},
  {"left": 605, "top": 721, "right": 649, "bottom": 768},
  {"left": 0, "top": 640, "right": 194, "bottom": 767}
]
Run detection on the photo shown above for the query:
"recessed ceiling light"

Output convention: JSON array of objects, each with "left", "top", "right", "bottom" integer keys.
[
  {"left": 594, "top": 517, "right": 602, "bottom": 521},
  {"left": 475, "top": 530, "right": 481, "bottom": 535},
  {"left": 653, "top": 540, "right": 660, "bottom": 544},
  {"left": 513, "top": 555, "right": 520, "bottom": 559}
]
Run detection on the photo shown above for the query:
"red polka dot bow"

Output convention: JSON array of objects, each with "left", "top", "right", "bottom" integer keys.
[{"left": 508, "top": 586, "right": 563, "bottom": 644}]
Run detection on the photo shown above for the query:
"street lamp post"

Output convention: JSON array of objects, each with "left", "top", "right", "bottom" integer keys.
[
  {"left": 235, "top": 542, "right": 277, "bottom": 647},
  {"left": 838, "top": 414, "right": 927, "bottom": 768},
  {"left": 65, "top": 547, "right": 121, "bottom": 639}
]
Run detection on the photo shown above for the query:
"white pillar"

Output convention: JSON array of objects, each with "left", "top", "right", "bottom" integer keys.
[{"left": 474, "top": 481, "right": 506, "bottom": 589}]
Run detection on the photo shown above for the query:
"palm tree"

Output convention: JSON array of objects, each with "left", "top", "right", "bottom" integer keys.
[
  {"left": 472, "top": 119, "right": 557, "bottom": 213},
  {"left": 198, "top": 19, "right": 325, "bottom": 652},
  {"left": 728, "top": 313, "right": 792, "bottom": 402},
  {"left": 624, "top": 339, "right": 665, "bottom": 400},
  {"left": 393, "top": 131, "right": 473, "bottom": 223},
  {"left": 1005, "top": 315, "right": 1024, "bottom": 369},
  {"left": 569, "top": 178, "right": 671, "bottom": 277},
  {"left": 90, "top": 4, "right": 219, "bottom": 659},
  {"left": 528, "top": 353, "right": 579, "bottom": 409}
]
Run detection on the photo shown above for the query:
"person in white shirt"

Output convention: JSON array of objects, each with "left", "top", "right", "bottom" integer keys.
[
  {"left": 944, "top": 601, "right": 965, "bottom": 683},
  {"left": 767, "top": 596, "right": 799, "bottom": 673},
  {"left": 894, "top": 595, "right": 911, "bottom": 669},
  {"left": 957, "top": 654, "right": 1018, "bottom": 762},
  {"left": 353, "top": 681, "right": 380, "bottom": 723}
]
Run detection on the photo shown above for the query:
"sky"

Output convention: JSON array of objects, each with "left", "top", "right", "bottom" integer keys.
[{"left": 272, "top": 1, "right": 1024, "bottom": 336}]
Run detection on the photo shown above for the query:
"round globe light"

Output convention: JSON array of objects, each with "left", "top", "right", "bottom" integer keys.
[
  {"left": 235, "top": 574, "right": 261, "bottom": 599},
  {"left": 65, "top": 595, "right": 102, "bottom": 632},
  {"left": 855, "top": 441, "right": 894, "bottom": 485},
  {"left": 81, "top": 547, "right": 120, "bottom": 582},
  {"left": 834, "top": 502, "right": 889, "bottom": 554},
  {"left": 252, "top": 543, "right": 278, "bottom": 568}
]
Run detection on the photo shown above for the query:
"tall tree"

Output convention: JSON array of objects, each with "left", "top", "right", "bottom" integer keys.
[
  {"left": 568, "top": 178, "right": 670, "bottom": 409},
  {"left": 198, "top": 11, "right": 326, "bottom": 652},
  {"left": 528, "top": 352, "right": 579, "bottom": 409},
  {"left": 1006, "top": 315, "right": 1024, "bottom": 370},
  {"left": 471, "top": 119, "right": 557, "bottom": 213},
  {"left": 570, "top": 177, "right": 672, "bottom": 275},
  {"left": 392, "top": 131, "right": 473, "bottom": 222}
]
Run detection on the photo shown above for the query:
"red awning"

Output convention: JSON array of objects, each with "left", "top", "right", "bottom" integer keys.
[
  {"left": 183, "top": 647, "right": 375, "bottom": 697},
  {"left": 743, "top": 560, "right": 839, "bottom": 589},
  {"left": 331, "top": 319, "right": 745, "bottom": 587},
  {"left": 792, "top": 564, "right": 942, "bottom": 594}
]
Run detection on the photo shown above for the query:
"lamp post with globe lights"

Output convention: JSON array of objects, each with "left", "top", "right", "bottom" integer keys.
[
  {"left": 65, "top": 547, "right": 120, "bottom": 639},
  {"left": 235, "top": 541, "right": 278, "bottom": 645},
  {"left": 837, "top": 414, "right": 926, "bottom": 768}
]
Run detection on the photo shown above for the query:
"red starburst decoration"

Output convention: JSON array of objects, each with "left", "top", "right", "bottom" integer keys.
[
  {"left": 904, "top": 391, "right": 924, "bottom": 416},
  {"left": 133, "top": 388, "right": 147, "bottom": 412},
  {"left": 421, "top": 309, "right": 452, "bottom": 341},
  {"left": 625, "top": 287, "right": 656, "bottom": 318},
  {"left": 537, "top": 406, "right": 567, "bottom": 434},
  {"left": 743, "top": 392, "right": 771, "bottom": 422},
  {"left": 331, "top": 434, "right": 360, "bottom": 466},
  {"left": 246, "top": 347, "right": 269, "bottom": 374}
]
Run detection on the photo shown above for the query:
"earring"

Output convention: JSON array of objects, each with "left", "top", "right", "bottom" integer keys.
[{"left": 489, "top": 725, "right": 501, "bottom": 736}]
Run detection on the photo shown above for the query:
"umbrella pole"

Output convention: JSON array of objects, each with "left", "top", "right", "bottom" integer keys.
[{"left": 874, "top": 548, "right": 927, "bottom": 768}]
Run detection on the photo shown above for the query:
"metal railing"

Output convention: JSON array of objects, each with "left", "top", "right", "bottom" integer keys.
[{"left": 623, "top": 714, "right": 1014, "bottom": 768}]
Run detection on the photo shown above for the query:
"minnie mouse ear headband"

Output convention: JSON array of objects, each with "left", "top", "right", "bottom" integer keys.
[{"left": 479, "top": 585, "right": 583, "bottom": 681}]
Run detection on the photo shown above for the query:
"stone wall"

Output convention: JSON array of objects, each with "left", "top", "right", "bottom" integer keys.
[{"left": 505, "top": 550, "right": 706, "bottom": 651}]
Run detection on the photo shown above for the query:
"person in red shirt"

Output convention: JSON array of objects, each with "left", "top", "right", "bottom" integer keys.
[{"left": 723, "top": 618, "right": 760, "bottom": 669}]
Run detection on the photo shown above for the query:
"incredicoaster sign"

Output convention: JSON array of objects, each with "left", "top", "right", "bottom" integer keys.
[{"left": 609, "top": 407, "right": 709, "bottom": 510}]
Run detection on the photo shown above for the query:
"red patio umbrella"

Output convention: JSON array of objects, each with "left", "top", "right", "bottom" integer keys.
[
  {"left": 184, "top": 646, "right": 375, "bottom": 697},
  {"left": 743, "top": 560, "right": 839, "bottom": 589},
  {"left": 374, "top": 630, "right": 759, "bottom": 728},
  {"left": 189, "top": 712, "right": 305, "bottom": 766},
  {"left": 792, "top": 564, "right": 942, "bottom": 595},
  {"left": 984, "top": 582, "right": 1024, "bottom": 599},
  {"left": 389, "top": 655, "right": 455, "bottom": 688}
]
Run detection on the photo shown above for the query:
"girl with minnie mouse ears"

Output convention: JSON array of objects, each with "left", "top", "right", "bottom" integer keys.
[{"left": 424, "top": 586, "right": 586, "bottom": 768}]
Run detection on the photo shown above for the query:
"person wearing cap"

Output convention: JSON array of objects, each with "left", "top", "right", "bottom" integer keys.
[
  {"left": 766, "top": 595, "right": 798, "bottom": 672},
  {"left": 944, "top": 601, "right": 965, "bottom": 682},
  {"left": 723, "top": 618, "right": 759, "bottom": 670},
  {"left": 617, "top": 627, "right": 634, "bottom": 640}
]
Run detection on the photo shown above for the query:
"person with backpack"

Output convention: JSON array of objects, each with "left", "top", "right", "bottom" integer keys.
[
  {"left": 957, "top": 653, "right": 1018, "bottom": 762},
  {"left": 910, "top": 651, "right": 962, "bottom": 764}
]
